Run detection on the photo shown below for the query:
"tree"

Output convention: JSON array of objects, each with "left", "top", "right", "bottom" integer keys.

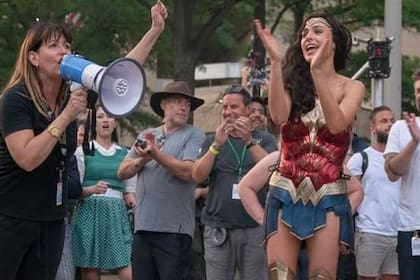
[{"left": 2, "top": 0, "right": 420, "bottom": 121}]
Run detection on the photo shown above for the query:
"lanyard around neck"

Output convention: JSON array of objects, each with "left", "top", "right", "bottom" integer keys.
[{"left": 227, "top": 138, "right": 247, "bottom": 178}]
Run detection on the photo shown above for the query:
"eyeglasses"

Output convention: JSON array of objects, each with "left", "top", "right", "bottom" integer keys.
[{"left": 223, "top": 85, "right": 251, "bottom": 98}]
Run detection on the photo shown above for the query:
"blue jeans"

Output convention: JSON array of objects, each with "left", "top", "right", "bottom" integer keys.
[{"left": 397, "top": 231, "right": 420, "bottom": 280}]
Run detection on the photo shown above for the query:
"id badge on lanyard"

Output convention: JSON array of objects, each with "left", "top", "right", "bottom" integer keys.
[
  {"left": 56, "top": 161, "right": 65, "bottom": 206},
  {"left": 411, "top": 230, "right": 420, "bottom": 256},
  {"left": 227, "top": 139, "right": 247, "bottom": 200}
]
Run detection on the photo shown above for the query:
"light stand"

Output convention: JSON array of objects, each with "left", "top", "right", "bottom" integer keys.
[{"left": 351, "top": 35, "right": 393, "bottom": 108}]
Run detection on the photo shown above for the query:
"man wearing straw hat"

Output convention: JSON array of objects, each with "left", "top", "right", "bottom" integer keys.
[{"left": 118, "top": 80, "right": 205, "bottom": 280}]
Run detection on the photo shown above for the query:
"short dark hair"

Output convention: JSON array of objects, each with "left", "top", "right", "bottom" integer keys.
[
  {"left": 369, "top": 105, "right": 392, "bottom": 123},
  {"left": 223, "top": 85, "right": 251, "bottom": 105},
  {"left": 77, "top": 118, "right": 87, "bottom": 128},
  {"left": 250, "top": 96, "right": 267, "bottom": 115}
]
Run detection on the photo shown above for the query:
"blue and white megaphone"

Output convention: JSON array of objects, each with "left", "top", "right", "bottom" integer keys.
[{"left": 60, "top": 54, "right": 146, "bottom": 118}]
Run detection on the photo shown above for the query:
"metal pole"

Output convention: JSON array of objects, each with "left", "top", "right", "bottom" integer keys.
[
  {"left": 352, "top": 61, "right": 369, "bottom": 80},
  {"left": 384, "top": 0, "right": 402, "bottom": 117},
  {"left": 372, "top": 79, "right": 384, "bottom": 108}
]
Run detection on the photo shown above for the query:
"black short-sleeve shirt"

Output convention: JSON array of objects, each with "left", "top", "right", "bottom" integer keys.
[{"left": 0, "top": 83, "right": 77, "bottom": 221}]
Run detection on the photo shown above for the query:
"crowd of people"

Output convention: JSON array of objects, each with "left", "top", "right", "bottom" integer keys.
[{"left": 1, "top": 1, "right": 420, "bottom": 280}]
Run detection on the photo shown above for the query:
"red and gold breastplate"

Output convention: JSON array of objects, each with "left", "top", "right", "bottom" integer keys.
[{"left": 278, "top": 100, "right": 351, "bottom": 190}]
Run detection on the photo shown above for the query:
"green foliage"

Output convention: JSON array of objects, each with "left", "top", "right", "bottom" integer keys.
[
  {"left": 0, "top": 0, "right": 153, "bottom": 81},
  {"left": 0, "top": 0, "right": 158, "bottom": 130},
  {"left": 343, "top": 50, "right": 420, "bottom": 113},
  {"left": 157, "top": 0, "right": 258, "bottom": 80},
  {"left": 118, "top": 110, "right": 161, "bottom": 138},
  {"left": 341, "top": 0, "right": 384, "bottom": 28},
  {"left": 342, "top": 50, "right": 370, "bottom": 99},
  {"left": 403, "top": 0, "right": 420, "bottom": 31},
  {"left": 63, "top": 0, "right": 151, "bottom": 64},
  {"left": 2, "top": 0, "right": 420, "bottom": 124},
  {"left": 199, "top": 15, "right": 252, "bottom": 64},
  {"left": 402, "top": 55, "right": 420, "bottom": 112}
]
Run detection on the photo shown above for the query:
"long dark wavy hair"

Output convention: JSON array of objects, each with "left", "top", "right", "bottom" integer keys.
[{"left": 282, "top": 12, "right": 352, "bottom": 119}]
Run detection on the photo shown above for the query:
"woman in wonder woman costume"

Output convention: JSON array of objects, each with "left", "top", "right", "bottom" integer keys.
[{"left": 253, "top": 13, "right": 365, "bottom": 279}]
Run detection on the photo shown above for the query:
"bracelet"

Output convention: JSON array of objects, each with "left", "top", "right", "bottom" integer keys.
[
  {"left": 246, "top": 142, "right": 255, "bottom": 149},
  {"left": 208, "top": 144, "right": 220, "bottom": 156}
]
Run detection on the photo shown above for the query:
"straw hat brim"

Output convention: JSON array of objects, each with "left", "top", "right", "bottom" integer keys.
[{"left": 150, "top": 92, "right": 205, "bottom": 117}]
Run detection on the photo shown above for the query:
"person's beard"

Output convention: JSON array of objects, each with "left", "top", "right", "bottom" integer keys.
[{"left": 376, "top": 130, "right": 389, "bottom": 144}]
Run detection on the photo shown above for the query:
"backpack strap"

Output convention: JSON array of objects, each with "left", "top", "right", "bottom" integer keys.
[{"left": 360, "top": 150, "right": 368, "bottom": 179}]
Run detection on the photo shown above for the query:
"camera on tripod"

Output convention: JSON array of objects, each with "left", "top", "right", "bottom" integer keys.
[{"left": 249, "top": 67, "right": 268, "bottom": 87}]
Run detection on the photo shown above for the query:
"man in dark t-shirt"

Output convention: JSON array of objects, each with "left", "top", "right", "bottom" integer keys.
[{"left": 192, "top": 85, "right": 277, "bottom": 280}]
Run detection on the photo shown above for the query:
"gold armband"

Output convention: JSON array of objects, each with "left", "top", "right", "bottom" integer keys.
[{"left": 208, "top": 144, "right": 220, "bottom": 156}]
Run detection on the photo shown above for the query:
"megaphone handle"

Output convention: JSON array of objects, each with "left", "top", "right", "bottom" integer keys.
[
  {"left": 82, "top": 108, "right": 96, "bottom": 156},
  {"left": 87, "top": 90, "right": 98, "bottom": 109}
]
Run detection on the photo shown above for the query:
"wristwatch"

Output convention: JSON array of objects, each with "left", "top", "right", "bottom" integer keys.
[
  {"left": 47, "top": 125, "right": 63, "bottom": 139},
  {"left": 246, "top": 138, "right": 261, "bottom": 149},
  {"left": 246, "top": 141, "right": 255, "bottom": 149}
]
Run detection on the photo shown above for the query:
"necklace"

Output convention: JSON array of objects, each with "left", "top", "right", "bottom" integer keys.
[{"left": 48, "top": 102, "right": 58, "bottom": 120}]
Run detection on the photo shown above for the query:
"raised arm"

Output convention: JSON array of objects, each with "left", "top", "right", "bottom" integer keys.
[
  {"left": 254, "top": 19, "right": 291, "bottom": 125},
  {"left": 385, "top": 112, "right": 420, "bottom": 181},
  {"left": 309, "top": 30, "right": 365, "bottom": 134},
  {"left": 316, "top": 77, "right": 364, "bottom": 134},
  {"left": 126, "top": 1, "right": 167, "bottom": 64}
]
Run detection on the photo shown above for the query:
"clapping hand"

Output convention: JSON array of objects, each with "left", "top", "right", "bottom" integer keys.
[
  {"left": 254, "top": 19, "right": 281, "bottom": 63},
  {"left": 403, "top": 111, "right": 420, "bottom": 143}
]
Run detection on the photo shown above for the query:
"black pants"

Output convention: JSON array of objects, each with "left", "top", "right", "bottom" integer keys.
[
  {"left": 336, "top": 253, "right": 357, "bottom": 280},
  {"left": 397, "top": 231, "right": 420, "bottom": 280},
  {"left": 0, "top": 214, "right": 65, "bottom": 280},
  {"left": 132, "top": 231, "right": 193, "bottom": 280},
  {"left": 191, "top": 222, "right": 206, "bottom": 280}
]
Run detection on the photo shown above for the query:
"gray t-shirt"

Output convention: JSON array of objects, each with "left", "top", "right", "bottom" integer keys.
[
  {"left": 201, "top": 130, "right": 278, "bottom": 229},
  {"left": 128, "top": 124, "right": 205, "bottom": 238}
]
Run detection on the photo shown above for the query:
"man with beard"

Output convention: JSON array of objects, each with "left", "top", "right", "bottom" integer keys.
[
  {"left": 347, "top": 105, "right": 400, "bottom": 280},
  {"left": 384, "top": 70, "right": 420, "bottom": 280},
  {"left": 192, "top": 85, "right": 277, "bottom": 280}
]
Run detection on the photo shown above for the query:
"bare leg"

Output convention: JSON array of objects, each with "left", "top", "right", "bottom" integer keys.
[
  {"left": 266, "top": 218, "right": 301, "bottom": 275},
  {"left": 380, "top": 274, "right": 399, "bottom": 280},
  {"left": 118, "top": 265, "right": 132, "bottom": 280},
  {"left": 359, "top": 276, "right": 377, "bottom": 280},
  {"left": 306, "top": 212, "right": 340, "bottom": 278},
  {"left": 81, "top": 268, "right": 100, "bottom": 280}
]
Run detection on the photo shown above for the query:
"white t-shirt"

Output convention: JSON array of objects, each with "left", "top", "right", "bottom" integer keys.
[
  {"left": 384, "top": 118, "right": 420, "bottom": 231},
  {"left": 347, "top": 146, "right": 400, "bottom": 236}
]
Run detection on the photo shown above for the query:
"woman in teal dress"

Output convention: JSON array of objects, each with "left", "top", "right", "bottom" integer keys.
[{"left": 72, "top": 105, "right": 136, "bottom": 280}]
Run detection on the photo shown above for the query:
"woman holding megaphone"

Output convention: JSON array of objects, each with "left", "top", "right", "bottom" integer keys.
[{"left": 0, "top": 1, "right": 167, "bottom": 279}]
